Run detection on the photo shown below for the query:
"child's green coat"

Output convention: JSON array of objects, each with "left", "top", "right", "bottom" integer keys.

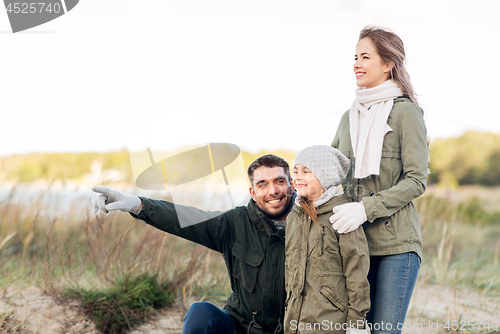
[{"left": 284, "top": 193, "right": 370, "bottom": 334}]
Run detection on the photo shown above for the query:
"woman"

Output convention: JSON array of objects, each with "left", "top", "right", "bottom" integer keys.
[
  {"left": 330, "top": 26, "right": 428, "bottom": 334},
  {"left": 285, "top": 145, "right": 370, "bottom": 334}
]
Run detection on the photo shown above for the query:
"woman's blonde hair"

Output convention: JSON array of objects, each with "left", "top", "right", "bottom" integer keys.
[{"left": 359, "top": 26, "right": 419, "bottom": 106}]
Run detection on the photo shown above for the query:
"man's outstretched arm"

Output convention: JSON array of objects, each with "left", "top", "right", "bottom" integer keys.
[{"left": 92, "top": 186, "right": 233, "bottom": 253}]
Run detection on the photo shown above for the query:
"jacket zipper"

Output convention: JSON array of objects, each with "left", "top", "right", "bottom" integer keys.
[
  {"left": 275, "top": 237, "right": 282, "bottom": 328},
  {"left": 357, "top": 178, "right": 360, "bottom": 201},
  {"left": 320, "top": 225, "right": 325, "bottom": 256}
]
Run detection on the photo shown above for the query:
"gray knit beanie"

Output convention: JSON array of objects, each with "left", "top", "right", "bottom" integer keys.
[{"left": 293, "top": 145, "right": 350, "bottom": 190}]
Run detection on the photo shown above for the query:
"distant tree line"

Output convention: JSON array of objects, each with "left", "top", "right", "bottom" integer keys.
[
  {"left": 0, "top": 148, "right": 299, "bottom": 184},
  {"left": 2, "top": 133, "right": 500, "bottom": 187},
  {"left": 0, "top": 150, "right": 133, "bottom": 183},
  {"left": 429, "top": 131, "right": 500, "bottom": 187}
]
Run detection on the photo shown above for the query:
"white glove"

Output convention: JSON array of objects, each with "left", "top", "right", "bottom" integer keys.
[
  {"left": 329, "top": 202, "right": 367, "bottom": 234},
  {"left": 92, "top": 186, "right": 142, "bottom": 214},
  {"left": 346, "top": 327, "right": 370, "bottom": 334}
]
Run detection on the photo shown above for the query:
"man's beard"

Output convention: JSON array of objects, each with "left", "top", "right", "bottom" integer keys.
[{"left": 260, "top": 191, "right": 294, "bottom": 220}]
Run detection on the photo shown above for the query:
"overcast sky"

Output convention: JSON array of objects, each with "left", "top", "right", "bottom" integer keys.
[{"left": 2, "top": 0, "right": 499, "bottom": 157}]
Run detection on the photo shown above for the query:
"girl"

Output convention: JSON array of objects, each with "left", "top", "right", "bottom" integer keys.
[
  {"left": 284, "top": 145, "right": 370, "bottom": 334},
  {"left": 330, "top": 26, "right": 428, "bottom": 334}
]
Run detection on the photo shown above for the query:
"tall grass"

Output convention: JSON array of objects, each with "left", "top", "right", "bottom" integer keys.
[
  {"left": 415, "top": 193, "right": 500, "bottom": 295},
  {"left": 2, "top": 184, "right": 500, "bottom": 332},
  {"left": 0, "top": 185, "right": 230, "bottom": 333}
]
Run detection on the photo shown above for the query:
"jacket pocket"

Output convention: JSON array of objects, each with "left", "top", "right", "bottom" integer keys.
[
  {"left": 284, "top": 290, "right": 292, "bottom": 311},
  {"left": 380, "top": 150, "right": 402, "bottom": 184},
  {"left": 319, "top": 284, "right": 347, "bottom": 312},
  {"left": 367, "top": 217, "right": 397, "bottom": 241},
  {"left": 381, "top": 150, "right": 401, "bottom": 159},
  {"left": 317, "top": 225, "right": 325, "bottom": 257},
  {"left": 232, "top": 241, "right": 264, "bottom": 292},
  {"left": 384, "top": 218, "right": 397, "bottom": 240}
]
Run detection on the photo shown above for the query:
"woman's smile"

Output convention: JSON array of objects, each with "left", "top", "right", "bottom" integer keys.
[
  {"left": 354, "top": 37, "right": 391, "bottom": 88},
  {"left": 355, "top": 71, "right": 365, "bottom": 78}
]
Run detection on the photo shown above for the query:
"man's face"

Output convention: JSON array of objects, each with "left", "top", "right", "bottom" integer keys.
[{"left": 249, "top": 166, "right": 294, "bottom": 221}]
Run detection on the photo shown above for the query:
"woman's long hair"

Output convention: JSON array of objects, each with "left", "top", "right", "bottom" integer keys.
[
  {"left": 359, "top": 26, "right": 430, "bottom": 147},
  {"left": 359, "top": 26, "right": 419, "bottom": 106},
  {"left": 298, "top": 196, "right": 319, "bottom": 223}
]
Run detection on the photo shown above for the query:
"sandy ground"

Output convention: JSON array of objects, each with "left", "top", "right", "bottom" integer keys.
[
  {"left": 0, "top": 286, "right": 184, "bottom": 334},
  {"left": 1, "top": 283, "right": 499, "bottom": 334},
  {"left": 0, "top": 286, "right": 98, "bottom": 334},
  {"left": 404, "top": 283, "right": 500, "bottom": 333}
]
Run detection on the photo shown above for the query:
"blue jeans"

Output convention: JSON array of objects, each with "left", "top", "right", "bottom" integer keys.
[
  {"left": 367, "top": 252, "right": 421, "bottom": 334},
  {"left": 182, "top": 301, "right": 235, "bottom": 334}
]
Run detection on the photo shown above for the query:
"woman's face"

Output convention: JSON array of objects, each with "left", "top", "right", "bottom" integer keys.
[
  {"left": 354, "top": 37, "right": 392, "bottom": 89},
  {"left": 293, "top": 164, "right": 324, "bottom": 202}
]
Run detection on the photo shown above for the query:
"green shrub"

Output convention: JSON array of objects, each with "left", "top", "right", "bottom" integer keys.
[{"left": 64, "top": 273, "right": 174, "bottom": 333}]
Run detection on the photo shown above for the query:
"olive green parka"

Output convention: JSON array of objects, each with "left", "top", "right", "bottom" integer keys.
[
  {"left": 331, "top": 97, "right": 428, "bottom": 258},
  {"left": 284, "top": 193, "right": 370, "bottom": 334}
]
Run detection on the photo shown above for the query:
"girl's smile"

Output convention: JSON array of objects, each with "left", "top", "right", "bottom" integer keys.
[{"left": 293, "top": 164, "right": 324, "bottom": 202}]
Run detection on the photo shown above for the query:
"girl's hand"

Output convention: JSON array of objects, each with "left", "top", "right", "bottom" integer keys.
[
  {"left": 330, "top": 202, "right": 367, "bottom": 234},
  {"left": 346, "top": 327, "right": 370, "bottom": 334}
]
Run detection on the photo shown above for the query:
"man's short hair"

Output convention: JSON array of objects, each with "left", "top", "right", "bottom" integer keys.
[{"left": 247, "top": 154, "right": 291, "bottom": 185}]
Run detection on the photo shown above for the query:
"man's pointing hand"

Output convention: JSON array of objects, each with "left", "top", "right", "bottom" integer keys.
[{"left": 92, "top": 186, "right": 142, "bottom": 214}]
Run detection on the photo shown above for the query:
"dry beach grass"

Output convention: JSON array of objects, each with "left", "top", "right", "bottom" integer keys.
[{"left": 1, "top": 184, "right": 500, "bottom": 333}]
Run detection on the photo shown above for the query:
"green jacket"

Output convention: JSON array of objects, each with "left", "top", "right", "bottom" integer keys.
[
  {"left": 132, "top": 197, "right": 286, "bottom": 334},
  {"left": 331, "top": 97, "right": 428, "bottom": 258},
  {"left": 284, "top": 193, "right": 370, "bottom": 334}
]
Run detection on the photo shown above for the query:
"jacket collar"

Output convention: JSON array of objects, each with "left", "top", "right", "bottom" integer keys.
[
  {"left": 247, "top": 199, "right": 275, "bottom": 236},
  {"left": 293, "top": 192, "right": 351, "bottom": 216},
  {"left": 294, "top": 187, "right": 342, "bottom": 208},
  {"left": 344, "top": 96, "right": 410, "bottom": 158}
]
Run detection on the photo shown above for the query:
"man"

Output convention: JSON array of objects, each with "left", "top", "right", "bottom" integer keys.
[{"left": 93, "top": 154, "right": 295, "bottom": 334}]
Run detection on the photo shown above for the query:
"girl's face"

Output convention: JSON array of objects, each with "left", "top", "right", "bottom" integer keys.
[
  {"left": 354, "top": 37, "right": 392, "bottom": 89},
  {"left": 293, "top": 164, "right": 324, "bottom": 201}
]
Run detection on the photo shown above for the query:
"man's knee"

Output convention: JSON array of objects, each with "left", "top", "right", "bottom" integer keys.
[
  {"left": 184, "top": 302, "right": 219, "bottom": 321},
  {"left": 183, "top": 302, "right": 234, "bottom": 334}
]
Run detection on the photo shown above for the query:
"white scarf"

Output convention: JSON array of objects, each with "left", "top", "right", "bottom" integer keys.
[
  {"left": 294, "top": 186, "right": 343, "bottom": 208},
  {"left": 349, "top": 80, "right": 402, "bottom": 179}
]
